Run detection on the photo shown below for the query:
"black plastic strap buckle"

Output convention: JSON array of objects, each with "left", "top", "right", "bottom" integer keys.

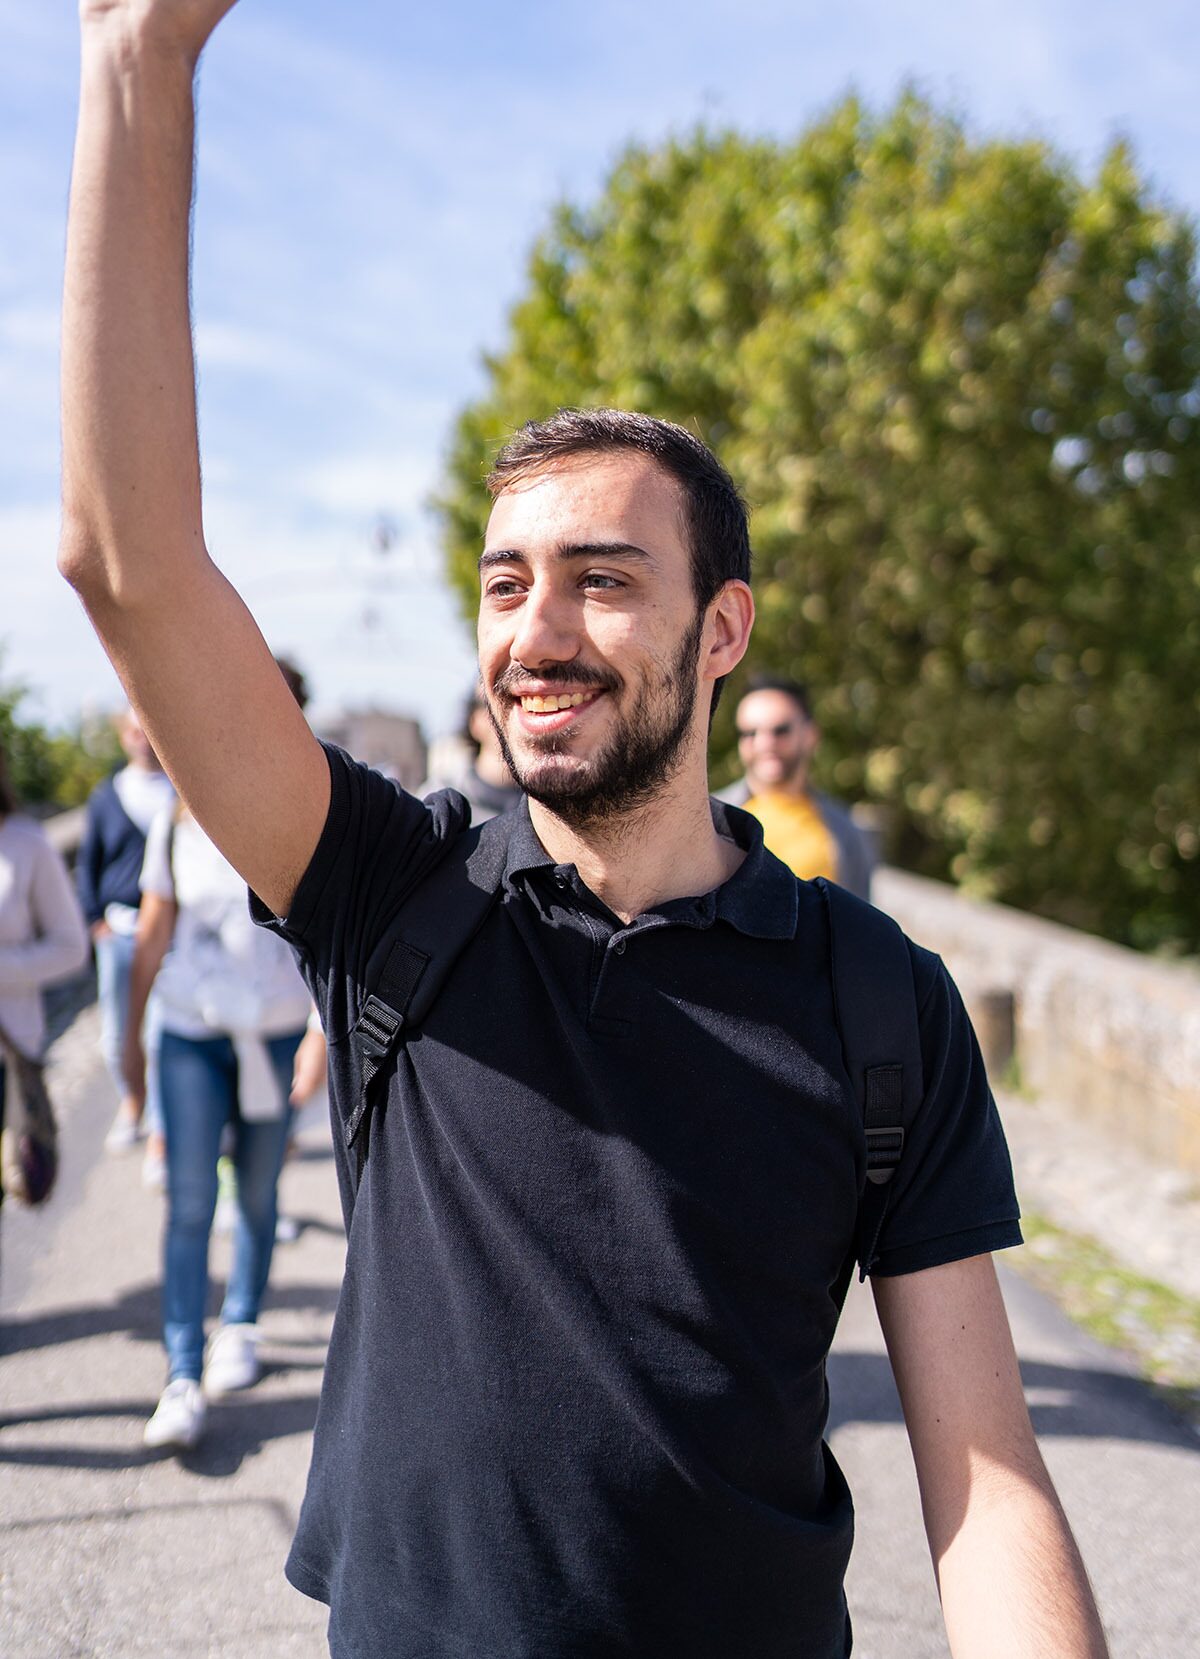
[
  {"left": 355, "top": 994, "right": 404, "bottom": 1062},
  {"left": 865, "top": 1125, "right": 905, "bottom": 1186}
]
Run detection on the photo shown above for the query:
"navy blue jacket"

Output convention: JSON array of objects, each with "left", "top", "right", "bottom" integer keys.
[{"left": 76, "top": 776, "right": 150, "bottom": 926}]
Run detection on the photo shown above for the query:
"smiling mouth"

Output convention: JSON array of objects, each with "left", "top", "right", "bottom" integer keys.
[{"left": 517, "top": 690, "right": 602, "bottom": 713}]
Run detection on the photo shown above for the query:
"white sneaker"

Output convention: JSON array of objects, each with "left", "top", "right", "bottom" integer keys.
[
  {"left": 142, "top": 1143, "right": 167, "bottom": 1191},
  {"left": 203, "top": 1323, "right": 261, "bottom": 1397},
  {"left": 105, "top": 1113, "right": 144, "bottom": 1153},
  {"left": 144, "top": 1378, "right": 206, "bottom": 1450}
]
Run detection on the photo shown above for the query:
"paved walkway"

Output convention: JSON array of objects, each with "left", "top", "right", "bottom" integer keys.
[
  {"left": 1, "top": 1008, "right": 332, "bottom": 1657},
  {"left": 2, "top": 1007, "right": 1198, "bottom": 1657}
]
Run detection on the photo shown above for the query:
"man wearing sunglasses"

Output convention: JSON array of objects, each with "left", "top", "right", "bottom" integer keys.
[{"left": 719, "top": 675, "right": 875, "bottom": 899}]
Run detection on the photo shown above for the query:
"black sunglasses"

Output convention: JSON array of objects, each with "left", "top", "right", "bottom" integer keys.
[{"left": 736, "top": 722, "right": 797, "bottom": 740}]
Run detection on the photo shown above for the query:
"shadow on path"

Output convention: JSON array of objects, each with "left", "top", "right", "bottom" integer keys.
[
  {"left": 3, "top": 1491, "right": 300, "bottom": 1541},
  {"left": 0, "top": 1277, "right": 340, "bottom": 1361},
  {"left": 0, "top": 1388, "right": 321, "bottom": 1478},
  {"left": 828, "top": 1349, "right": 1197, "bottom": 1451}
]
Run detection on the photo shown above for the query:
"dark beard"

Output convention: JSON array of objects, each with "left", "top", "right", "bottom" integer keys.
[{"left": 487, "top": 615, "right": 703, "bottom": 831}]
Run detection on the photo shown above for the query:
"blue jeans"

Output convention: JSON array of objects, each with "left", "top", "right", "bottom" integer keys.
[
  {"left": 95, "top": 929, "right": 163, "bottom": 1136},
  {"left": 158, "top": 1028, "right": 302, "bottom": 1381}
]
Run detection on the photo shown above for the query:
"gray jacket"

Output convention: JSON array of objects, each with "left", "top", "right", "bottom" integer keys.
[{"left": 714, "top": 780, "right": 875, "bottom": 902}]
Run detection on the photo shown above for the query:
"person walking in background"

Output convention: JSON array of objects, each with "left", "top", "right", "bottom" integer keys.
[
  {"left": 122, "top": 700, "right": 313, "bottom": 1452},
  {"left": 418, "top": 685, "right": 523, "bottom": 823},
  {"left": 717, "top": 674, "right": 875, "bottom": 899},
  {"left": 77, "top": 706, "right": 175, "bottom": 1174},
  {"left": 0, "top": 736, "right": 89, "bottom": 1225}
]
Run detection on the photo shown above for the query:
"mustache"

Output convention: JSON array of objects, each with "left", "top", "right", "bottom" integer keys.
[{"left": 492, "top": 661, "right": 621, "bottom": 697}]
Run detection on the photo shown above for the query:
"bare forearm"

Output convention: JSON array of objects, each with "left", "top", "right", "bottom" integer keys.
[
  {"left": 61, "top": 23, "right": 205, "bottom": 590},
  {"left": 127, "top": 929, "right": 171, "bottom": 1045},
  {"left": 875, "top": 1261, "right": 1108, "bottom": 1659},
  {"left": 937, "top": 1470, "right": 1108, "bottom": 1659}
]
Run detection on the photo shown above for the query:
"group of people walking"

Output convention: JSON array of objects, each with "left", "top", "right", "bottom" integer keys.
[
  {"left": 1, "top": 664, "right": 324, "bottom": 1451},
  {"left": 3, "top": 663, "right": 870, "bottom": 1455},
  {"left": 23, "top": 6, "right": 1113, "bottom": 1648}
]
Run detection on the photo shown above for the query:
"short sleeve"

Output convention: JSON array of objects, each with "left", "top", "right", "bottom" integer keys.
[
  {"left": 250, "top": 742, "right": 471, "bottom": 1045},
  {"left": 139, "top": 805, "right": 176, "bottom": 900},
  {"left": 868, "top": 947, "right": 1022, "bottom": 1277}
]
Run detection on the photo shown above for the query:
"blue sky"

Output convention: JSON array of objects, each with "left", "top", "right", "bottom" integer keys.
[{"left": 1, "top": 0, "right": 1197, "bottom": 741}]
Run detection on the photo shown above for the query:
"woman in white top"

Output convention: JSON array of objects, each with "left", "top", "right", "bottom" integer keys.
[
  {"left": 125, "top": 798, "right": 313, "bottom": 1451},
  {"left": 0, "top": 738, "right": 89, "bottom": 1209}
]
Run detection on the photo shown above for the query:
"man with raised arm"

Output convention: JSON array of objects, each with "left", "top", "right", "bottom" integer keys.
[{"left": 61, "top": 5, "right": 1109, "bottom": 1656}]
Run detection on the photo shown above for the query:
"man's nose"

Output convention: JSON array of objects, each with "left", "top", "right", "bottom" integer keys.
[{"left": 510, "top": 580, "right": 580, "bottom": 668}]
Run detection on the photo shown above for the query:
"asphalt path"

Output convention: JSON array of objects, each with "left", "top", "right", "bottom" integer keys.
[{"left": 2, "top": 1008, "right": 1197, "bottom": 1657}]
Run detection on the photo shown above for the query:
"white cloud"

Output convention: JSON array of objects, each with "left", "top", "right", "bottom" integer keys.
[
  {"left": 289, "top": 450, "right": 436, "bottom": 519},
  {"left": 194, "top": 320, "right": 327, "bottom": 380},
  {"left": 0, "top": 307, "right": 59, "bottom": 353}
]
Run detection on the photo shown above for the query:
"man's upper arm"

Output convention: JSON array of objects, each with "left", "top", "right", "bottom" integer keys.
[
  {"left": 78, "top": 564, "right": 330, "bottom": 920},
  {"left": 873, "top": 1255, "right": 1042, "bottom": 1551},
  {"left": 60, "top": 19, "right": 330, "bottom": 920}
]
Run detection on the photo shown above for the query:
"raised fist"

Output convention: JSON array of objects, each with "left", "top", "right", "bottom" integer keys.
[{"left": 79, "top": 0, "right": 240, "bottom": 65}]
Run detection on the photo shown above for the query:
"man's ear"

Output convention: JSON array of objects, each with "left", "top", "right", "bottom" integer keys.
[{"left": 703, "top": 580, "right": 754, "bottom": 685}]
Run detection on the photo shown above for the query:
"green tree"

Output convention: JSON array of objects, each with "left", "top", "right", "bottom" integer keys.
[
  {"left": 437, "top": 94, "right": 1200, "bottom": 953},
  {"left": 0, "top": 660, "right": 123, "bottom": 810}
]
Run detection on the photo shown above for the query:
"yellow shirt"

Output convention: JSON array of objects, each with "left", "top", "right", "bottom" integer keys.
[{"left": 743, "top": 790, "right": 838, "bottom": 884}]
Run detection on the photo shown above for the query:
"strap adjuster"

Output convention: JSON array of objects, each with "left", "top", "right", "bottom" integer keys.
[
  {"left": 356, "top": 994, "right": 404, "bottom": 1061},
  {"left": 865, "top": 1125, "right": 904, "bottom": 1186}
]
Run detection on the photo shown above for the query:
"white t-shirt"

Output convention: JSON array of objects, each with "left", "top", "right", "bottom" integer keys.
[
  {"left": 140, "top": 810, "right": 310, "bottom": 1042},
  {"left": 113, "top": 764, "right": 176, "bottom": 836},
  {"left": 105, "top": 765, "right": 177, "bottom": 936}
]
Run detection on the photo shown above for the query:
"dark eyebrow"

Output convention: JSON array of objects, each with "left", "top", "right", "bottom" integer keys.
[{"left": 478, "top": 540, "right": 655, "bottom": 572}]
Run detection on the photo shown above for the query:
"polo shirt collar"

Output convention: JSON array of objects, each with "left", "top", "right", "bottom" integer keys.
[{"left": 502, "top": 795, "right": 798, "bottom": 941}]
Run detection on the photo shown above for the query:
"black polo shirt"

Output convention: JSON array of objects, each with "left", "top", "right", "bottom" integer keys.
[{"left": 254, "top": 743, "right": 1021, "bottom": 1659}]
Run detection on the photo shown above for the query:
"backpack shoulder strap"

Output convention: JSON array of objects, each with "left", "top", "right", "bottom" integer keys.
[
  {"left": 164, "top": 799, "right": 187, "bottom": 896},
  {"left": 817, "top": 879, "right": 924, "bottom": 1279},
  {"left": 346, "top": 808, "right": 513, "bottom": 1166}
]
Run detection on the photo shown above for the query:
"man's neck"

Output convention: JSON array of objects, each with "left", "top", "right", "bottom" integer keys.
[{"left": 528, "top": 761, "right": 744, "bottom": 924}]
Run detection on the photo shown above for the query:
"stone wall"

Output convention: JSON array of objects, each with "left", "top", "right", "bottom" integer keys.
[{"left": 873, "top": 867, "right": 1200, "bottom": 1178}]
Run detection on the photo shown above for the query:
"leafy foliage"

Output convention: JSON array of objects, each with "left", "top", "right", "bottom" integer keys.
[
  {"left": 437, "top": 94, "right": 1200, "bottom": 952},
  {"left": 0, "top": 661, "right": 123, "bottom": 810}
]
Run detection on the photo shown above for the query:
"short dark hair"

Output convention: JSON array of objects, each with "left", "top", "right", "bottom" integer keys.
[
  {"left": 740, "top": 674, "right": 813, "bottom": 722},
  {"left": 0, "top": 737, "right": 18, "bottom": 818},
  {"left": 487, "top": 408, "right": 752, "bottom": 712},
  {"left": 460, "top": 684, "right": 486, "bottom": 756},
  {"left": 274, "top": 655, "right": 309, "bottom": 712}
]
